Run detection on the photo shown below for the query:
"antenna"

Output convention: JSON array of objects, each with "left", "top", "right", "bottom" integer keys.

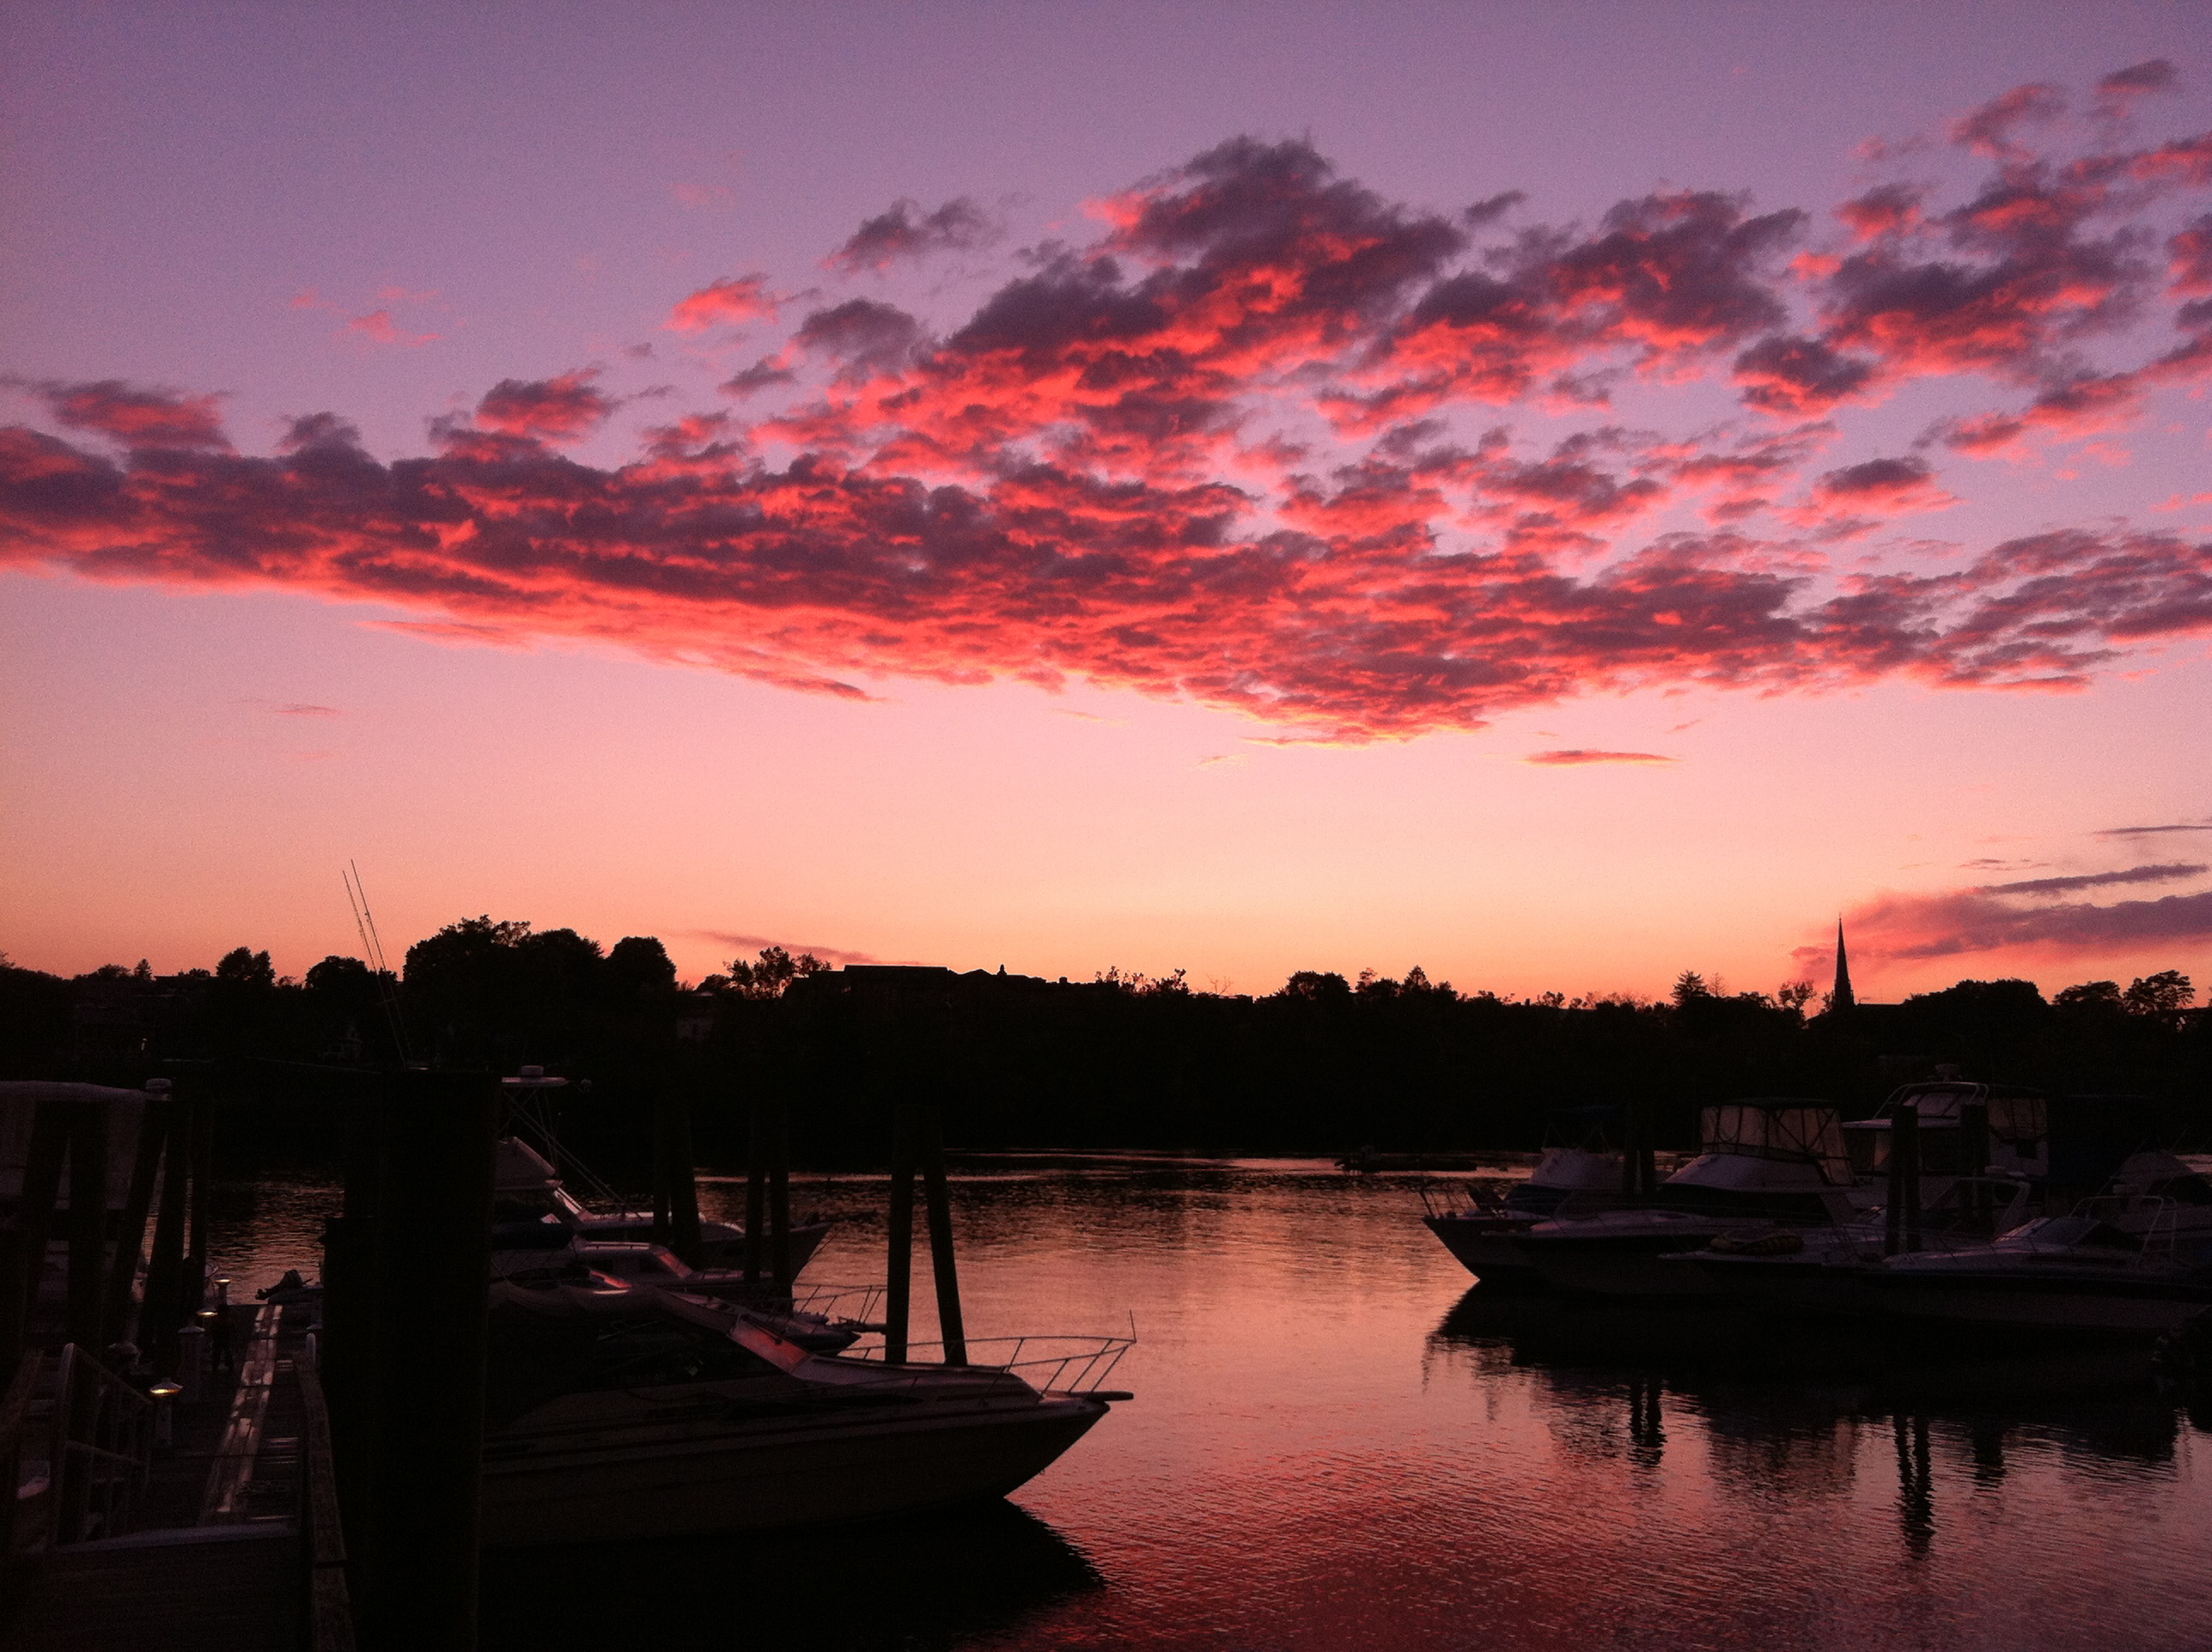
[{"left": 343, "top": 862, "right": 412, "bottom": 1062}]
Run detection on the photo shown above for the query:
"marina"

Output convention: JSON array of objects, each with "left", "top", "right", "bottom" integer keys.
[{"left": 113, "top": 1156, "right": 2212, "bottom": 1650}]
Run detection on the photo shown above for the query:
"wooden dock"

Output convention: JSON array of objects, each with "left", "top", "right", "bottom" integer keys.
[{"left": 0, "top": 1308, "right": 346, "bottom": 1652}]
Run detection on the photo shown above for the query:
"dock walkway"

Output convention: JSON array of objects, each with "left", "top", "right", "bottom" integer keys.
[{"left": 0, "top": 1308, "right": 326, "bottom": 1652}]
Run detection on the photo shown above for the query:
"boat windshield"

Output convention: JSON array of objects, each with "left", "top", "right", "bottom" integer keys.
[
  {"left": 1699, "top": 1104, "right": 1852, "bottom": 1186},
  {"left": 2007, "top": 1217, "right": 2142, "bottom": 1253}
]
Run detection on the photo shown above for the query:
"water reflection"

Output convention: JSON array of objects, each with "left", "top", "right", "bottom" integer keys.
[
  {"left": 1432, "top": 1280, "right": 2200, "bottom": 1573},
  {"left": 211, "top": 1162, "right": 2212, "bottom": 1650},
  {"left": 480, "top": 1501, "right": 1103, "bottom": 1652}
]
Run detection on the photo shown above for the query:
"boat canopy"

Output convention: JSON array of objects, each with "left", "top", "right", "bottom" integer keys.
[
  {"left": 1870, "top": 1083, "right": 2047, "bottom": 1142},
  {"left": 1699, "top": 1101, "right": 1851, "bottom": 1186}
]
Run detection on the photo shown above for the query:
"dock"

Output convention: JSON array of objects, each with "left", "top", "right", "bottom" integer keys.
[{"left": 0, "top": 1306, "right": 346, "bottom": 1652}]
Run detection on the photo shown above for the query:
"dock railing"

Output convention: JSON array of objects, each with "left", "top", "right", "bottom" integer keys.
[
  {"left": 294, "top": 1354, "right": 355, "bottom": 1652},
  {"left": 32, "top": 1345, "right": 154, "bottom": 1546},
  {"left": 844, "top": 1334, "right": 1134, "bottom": 1397}
]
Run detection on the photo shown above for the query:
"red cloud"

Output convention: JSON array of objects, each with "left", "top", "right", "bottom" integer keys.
[
  {"left": 667, "top": 275, "right": 777, "bottom": 332},
  {"left": 469, "top": 371, "right": 614, "bottom": 444},
  {"left": 346, "top": 309, "right": 439, "bottom": 347},
  {"left": 6, "top": 80, "right": 2212, "bottom": 743},
  {"left": 31, "top": 380, "right": 229, "bottom": 451}
]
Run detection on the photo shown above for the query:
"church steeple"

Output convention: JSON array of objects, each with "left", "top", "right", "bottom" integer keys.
[{"left": 1831, "top": 920, "right": 1855, "bottom": 1010}]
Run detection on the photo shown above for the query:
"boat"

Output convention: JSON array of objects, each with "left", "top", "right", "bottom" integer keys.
[
  {"left": 1680, "top": 1174, "right": 2036, "bottom": 1318},
  {"left": 1866, "top": 1154, "right": 2212, "bottom": 1341},
  {"left": 492, "top": 1131, "right": 834, "bottom": 1277},
  {"left": 478, "top": 1275, "right": 1128, "bottom": 1545},
  {"left": 1422, "top": 1109, "right": 1626, "bottom": 1283},
  {"left": 1514, "top": 1100, "right": 1867, "bottom": 1298},
  {"left": 491, "top": 1234, "right": 881, "bottom": 1351}
]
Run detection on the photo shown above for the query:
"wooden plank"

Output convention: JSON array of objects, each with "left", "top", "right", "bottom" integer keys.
[
  {"left": 0, "top": 1525, "right": 298, "bottom": 1652},
  {"left": 196, "top": 1304, "right": 281, "bottom": 1525}
]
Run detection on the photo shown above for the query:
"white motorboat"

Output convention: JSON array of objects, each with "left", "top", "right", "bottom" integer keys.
[
  {"left": 1866, "top": 1155, "right": 2212, "bottom": 1340},
  {"left": 1679, "top": 1175, "right": 2036, "bottom": 1318},
  {"left": 1423, "top": 1139, "right": 1624, "bottom": 1283},
  {"left": 492, "top": 1133, "right": 834, "bottom": 1277},
  {"left": 493, "top": 1235, "right": 882, "bottom": 1351},
  {"left": 479, "top": 1277, "right": 1128, "bottom": 1545},
  {"left": 1516, "top": 1101, "right": 1867, "bottom": 1298}
]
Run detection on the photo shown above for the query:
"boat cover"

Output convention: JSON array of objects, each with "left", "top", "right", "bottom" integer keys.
[{"left": 1699, "top": 1102, "right": 1851, "bottom": 1186}]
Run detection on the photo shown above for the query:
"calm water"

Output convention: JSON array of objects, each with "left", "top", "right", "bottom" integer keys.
[{"left": 216, "top": 1160, "right": 2212, "bottom": 1651}]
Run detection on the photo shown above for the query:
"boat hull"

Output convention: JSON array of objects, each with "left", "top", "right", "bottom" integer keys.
[
  {"left": 482, "top": 1389, "right": 1107, "bottom": 1546},
  {"left": 1422, "top": 1216, "right": 1537, "bottom": 1281},
  {"left": 1519, "top": 1224, "right": 1736, "bottom": 1298},
  {"left": 1685, "top": 1254, "right": 1881, "bottom": 1318},
  {"left": 1867, "top": 1269, "right": 2212, "bottom": 1340}
]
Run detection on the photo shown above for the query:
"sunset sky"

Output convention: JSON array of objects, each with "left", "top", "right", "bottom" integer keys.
[{"left": 4, "top": 3, "right": 2210, "bottom": 1002}]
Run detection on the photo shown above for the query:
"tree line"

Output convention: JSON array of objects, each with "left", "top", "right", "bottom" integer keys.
[{"left": 1, "top": 922, "right": 2205, "bottom": 1167}]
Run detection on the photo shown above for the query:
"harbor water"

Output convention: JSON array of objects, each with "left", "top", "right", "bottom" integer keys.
[{"left": 215, "top": 1160, "right": 2212, "bottom": 1651}]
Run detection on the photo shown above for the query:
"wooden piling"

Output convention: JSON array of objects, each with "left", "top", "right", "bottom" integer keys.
[
  {"left": 1895, "top": 1103, "right": 1923, "bottom": 1254},
  {"left": 143, "top": 1100, "right": 192, "bottom": 1372},
  {"left": 185, "top": 1095, "right": 214, "bottom": 1317},
  {"left": 766, "top": 1097, "right": 791, "bottom": 1286},
  {"left": 359, "top": 1068, "right": 497, "bottom": 1652},
  {"left": 917, "top": 1108, "right": 966, "bottom": 1367},
  {"left": 1618, "top": 1102, "right": 1640, "bottom": 1195},
  {"left": 0, "top": 1229, "right": 26, "bottom": 1391},
  {"left": 15, "top": 1104, "right": 70, "bottom": 1333},
  {"left": 885, "top": 1107, "right": 917, "bottom": 1363},
  {"left": 1959, "top": 1101, "right": 1991, "bottom": 1232},
  {"left": 660, "top": 1095, "right": 703, "bottom": 1270},
  {"left": 104, "top": 1096, "right": 169, "bottom": 1351},
  {"left": 65, "top": 1104, "right": 108, "bottom": 1354},
  {"left": 1883, "top": 1108, "right": 1906, "bottom": 1258},
  {"left": 743, "top": 1102, "right": 768, "bottom": 1284}
]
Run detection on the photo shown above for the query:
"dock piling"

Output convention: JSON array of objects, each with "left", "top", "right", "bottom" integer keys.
[
  {"left": 885, "top": 1107, "right": 917, "bottom": 1362},
  {"left": 917, "top": 1108, "right": 966, "bottom": 1366},
  {"left": 65, "top": 1104, "right": 108, "bottom": 1354}
]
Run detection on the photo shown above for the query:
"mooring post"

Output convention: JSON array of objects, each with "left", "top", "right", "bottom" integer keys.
[
  {"left": 64, "top": 1102, "right": 108, "bottom": 1354},
  {"left": 15, "top": 1104, "right": 69, "bottom": 1335},
  {"left": 743, "top": 1100, "right": 768, "bottom": 1284},
  {"left": 104, "top": 1090, "right": 169, "bottom": 1351},
  {"left": 362, "top": 1068, "right": 496, "bottom": 1652},
  {"left": 764, "top": 1097, "right": 791, "bottom": 1287},
  {"left": 1883, "top": 1106, "right": 1907, "bottom": 1257},
  {"left": 0, "top": 1227, "right": 26, "bottom": 1393},
  {"left": 185, "top": 1093, "right": 214, "bottom": 1317},
  {"left": 1959, "top": 1100, "right": 1990, "bottom": 1231},
  {"left": 143, "top": 1098, "right": 192, "bottom": 1371},
  {"left": 664, "top": 1093, "right": 704, "bottom": 1270},
  {"left": 917, "top": 1108, "right": 967, "bottom": 1366},
  {"left": 322, "top": 1088, "right": 390, "bottom": 1629},
  {"left": 885, "top": 1106, "right": 917, "bottom": 1362},
  {"left": 1897, "top": 1102, "right": 1923, "bottom": 1254},
  {"left": 1618, "top": 1101, "right": 1640, "bottom": 1195},
  {"left": 649, "top": 1090, "right": 672, "bottom": 1251}
]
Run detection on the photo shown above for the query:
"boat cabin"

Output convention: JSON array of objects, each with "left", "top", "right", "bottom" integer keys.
[{"left": 1842, "top": 1083, "right": 2047, "bottom": 1178}]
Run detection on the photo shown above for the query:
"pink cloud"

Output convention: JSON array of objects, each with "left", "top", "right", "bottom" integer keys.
[
  {"left": 667, "top": 275, "right": 777, "bottom": 332},
  {"left": 345, "top": 309, "right": 439, "bottom": 347},
  {"left": 1523, "top": 750, "right": 1677, "bottom": 765},
  {"left": 6, "top": 77, "right": 2212, "bottom": 742}
]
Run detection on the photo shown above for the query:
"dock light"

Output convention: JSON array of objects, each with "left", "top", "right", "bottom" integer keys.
[{"left": 149, "top": 1379, "right": 181, "bottom": 1449}]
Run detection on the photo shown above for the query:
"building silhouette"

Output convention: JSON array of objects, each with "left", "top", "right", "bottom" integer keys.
[{"left": 1831, "top": 921, "right": 1855, "bottom": 1011}]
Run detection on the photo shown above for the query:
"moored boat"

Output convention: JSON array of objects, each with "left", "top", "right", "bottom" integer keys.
[
  {"left": 1516, "top": 1100, "right": 1866, "bottom": 1298},
  {"left": 479, "top": 1277, "right": 1127, "bottom": 1545}
]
